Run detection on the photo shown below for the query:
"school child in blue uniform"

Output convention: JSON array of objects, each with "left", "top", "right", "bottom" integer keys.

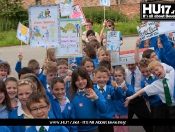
[
  {"left": 80, "top": 57, "right": 95, "bottom": 79},
  {"left": 25, "top": 92, "right": 68, "bottom": 132},
  {"left": 8, "top": 78, "right": 55, "bottom": 132},
  {"left": 0, "top": 80, "right": 12, "bottom": 119},
  {"left": 49, "top": 77, "right": 78, "bottom": 132},
  {"left": 0, "top": 61, "right": 11, "bottom": 81},
  {"left": 138, "top": 58, "right": 171, "bottom": 132},
  {"left": 93, "top": 66, "right": 123, "bottom": 132},
  {"left": 112, "top": 66, "right": 134, "bottom": 132},
  {"left": 68, "top": 66, "right": 107, "bottom": 132}
]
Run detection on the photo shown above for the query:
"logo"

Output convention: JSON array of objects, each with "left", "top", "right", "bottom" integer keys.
[{"left": 140, "top": 2, "right": 175, "bottom": 20}]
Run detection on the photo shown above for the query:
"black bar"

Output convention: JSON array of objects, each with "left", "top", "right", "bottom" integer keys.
[{"left": 0, "top": 119, "right": 175, "bottom": 126}]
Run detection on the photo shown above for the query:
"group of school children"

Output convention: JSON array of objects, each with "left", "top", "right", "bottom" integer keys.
[{"left": 0, "top": 19, "right": 175, "bottom": 132}]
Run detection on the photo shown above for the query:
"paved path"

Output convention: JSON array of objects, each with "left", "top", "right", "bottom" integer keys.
[{"left": 0, "top": 36, "right": 146, "bottom": 132}]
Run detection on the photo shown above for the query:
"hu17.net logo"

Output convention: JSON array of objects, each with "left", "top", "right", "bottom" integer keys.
[{"left": 140, "top": 2, "right": 175, "bottom": 20}]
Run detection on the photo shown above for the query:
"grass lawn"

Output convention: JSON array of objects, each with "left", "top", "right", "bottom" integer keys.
[{"left": 0, "top": 22, "right": 139, "bottom": 47}]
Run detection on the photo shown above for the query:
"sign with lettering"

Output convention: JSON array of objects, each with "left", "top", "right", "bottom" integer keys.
[
  {"left": 29, "top": 5, "right": 60, "bottom": 48},
  {"left": 56, "top": 19, "right": 83, "bottom": 58}
]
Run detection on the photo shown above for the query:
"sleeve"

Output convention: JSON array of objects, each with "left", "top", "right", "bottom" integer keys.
[
  {"left": 15, "top": 61, "right": 22, "bottom": 73},
  {"left": 149, "top": 36, "right": 158, "bottom": 51},
  {"left": 143, "top": 84, "right": 157, "bottom": 96},
  {"left": 160, "top": 34, "right": 175, "bottom": 65},
  {"left": 125, "top": 84, "right": 135, "bottom": 97},
  {"left": 161, "top": 62, "right": 174, "bottom": 72},
  {"left": 139, "top": 40, "right": 144, "bottom": 49},
  {"left": 111, "top": 86, "right": 123, "bottom": 101},
  {"left": 158, "top": 48, "right": 164, "bottom": 62},
  {"left": 61, "top": 126, "right": 69, "bottom": 132},
  {"left": 69, "top": 104, "right": 78, "bottom": 132},
  {"left": 94, "top": 89, "right": 107, "bottom": 114},
  {"left": 38, "top": 73, "right": 47, "bottom": 91},
  {"left": 140, "top": 80, "right": 149, "bottom": 100}
]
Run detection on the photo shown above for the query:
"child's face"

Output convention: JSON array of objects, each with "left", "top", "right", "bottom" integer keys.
[
  {"left": 51, "top": 82, "right": 65, "bottom": 99},
  {"left": 0, "top": 92, "right": 5, "bottom": 104},
  {"left": 98, "top": 50, "right": 110, "bottom": 62},
  {"left": 75, "top": 76, "right": 87, "bottom": 90},
  {"left": 83, "top": 51, "right": 87, "bottom": 57},
  {"left": 85, "top": 22, "right": 92, "bottom": 30},
  {"left": 82, "top": 42, "right": 86, "bottom": 49},
  {"left": 150, "top": 52, "right": 158, "bottom": 61},
  {"left": 18, "top": 85, "right": 33, "bottom": 106},
  {"left": 0, "top": 68, "right": 8, "bottom": 80},
  {"left": 144, "top": 40, "right": 150, "bottom": 48},
  {"left": 150, "top": 66, "right": 165, "bottom": 79},
  {"left": 114, "top": 71, "right": 124, "bottom": 84},
  {"left": 6, "top": 81, "right": 17, "bottom": 99},
  {"left": 34, "top": 67, "right": 40, "bottom": 75},
  {"left": 107, "top": 22, "right": 114, "bottom": 30},
  {"left": 96, "top": 71, "right": 109, "bottom": 88},
  {"left": 87, "top": 34, "right": 95, "bottom": 41},
  {"left": 127, "top": 64, "right": 137, "bottom": 72},
  {"left": 102, "top": 39, "right": 107, "bottom": 46},
  {"left": 84, "top": 61, "right": 94, "bottom": 75},
  {"left": 140, "top": 67, "right": 150, "bottom": 78},
  {"left": 30, "top": 99, "right": 50, "bottom": 119},
  {"left": 47, "top": 71, "right": 57, "bottom": 85},
  {"left": 52, "top": 53, "right": 56, "bottom": 61},
  {"left": 57, "top": 64, "right": 68, "bottom": 78}
]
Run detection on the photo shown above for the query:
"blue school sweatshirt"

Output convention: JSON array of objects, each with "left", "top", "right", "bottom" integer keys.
[
  {"left": 15, "top": 61, "right": 22, "bottom": 73},
  {"left": 50, "top": 95, "right": 78, "bottom": 132},
  {"left": 159, "top": 34, "right": 175, "bottom": 69},
  {"left": 25, "top": 126, "right": 69, "bottom": 132},
  {"left": 140, "top": 77, "right": 164, "bottom": 106},
  {"left": 93, "top": 84, "right": 123, "bottom": 118},
  {"left": 67, "top": 88, "right": 107, "bottom": 131},
  {"left": 0, "top": 126, "right": 11, "bottom": 132},
  {"left": 113, "top": 83, "right": 134, "bottom": 116},
  {"left": 92, "top": 58, "right": 98, "bottom": 68},
  {"left": 8, "top": 108, "right": 55, "bottom": 132},
  {"left": 75, "top": 57, "right": 83, "bottom": 66}
]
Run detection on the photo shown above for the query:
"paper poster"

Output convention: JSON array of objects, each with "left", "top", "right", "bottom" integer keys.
[
  {"left": 115, "top": 48, "right": 153, "bottom": 65},
  {"left": 29, "top": 5, "right": 60, "bottom": 48},
  {"left": 137, "top": 21, "right": 159, "bottom": 41},
  {"left": 16, "top": 22, "right": 29, "bottom": 44},
  {"left": 158, "top": 21, "right": 175, "bottom": 34},
  {"left": 60, "top": 0, "right": 72, "bottom": 17},
  {"left": 111, "top": 50, "right": 120, "bottom": 66},
  {"left": 106, "top": 31, "right": 120, "bottom": 51},
  {"left": 100, "top": 0, "right": 110, "bottom": 6},
  {"left": 56, "top": 19, "right": 82, "bottom": 58},
  {"left": 69, "top": 4, "right": 86, "bottom": 25}
]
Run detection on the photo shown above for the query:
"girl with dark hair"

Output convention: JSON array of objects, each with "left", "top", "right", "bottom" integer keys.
[{"left": 68, "top": 66, "right": 107, "bottom": 132}]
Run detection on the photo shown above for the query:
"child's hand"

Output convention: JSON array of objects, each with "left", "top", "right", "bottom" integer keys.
[
  {"left": 64, "top": 75, "right": 71, "bottom": 83},
  {"left": 18, "top": 52, "right": 23, "bottom": 61},
  {"left": 155, "top": 22, "right": 160, "bottom": 29},
  {"left": 124, "top": 96, "right": 132, "bottom": 107},
  {"left": 111, "top": 80, "right": 117, "bottom": 90},
  {"left": 69, "top": 63, "right": 77, "bottom": 69},
  {"left": 91, "top": 74, "right": 97, "bottom": 83},
  {"left": 121, "top": 83, "right": 128, "bottom": 91},
  {"left": 144, "top": 81, "right": 149, "bottom": 86},
  {"left": 136, "top": 39, "right": 141, "bottom": 47},
  {"left": 85, "top": 88, "right": 98, "bottom": 100},
  {"left": 120, "top": 40, "right": 124, "bottom": 46},
  {"left": 103, "top": 19, "right": 107, "bottom": 28}
]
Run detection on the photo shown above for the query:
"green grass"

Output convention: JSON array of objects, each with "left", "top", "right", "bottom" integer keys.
[
  {"left": 0, "top": 22, "right": 140, "bottom": 47},
  {"left": 0, "top": 30, "right": 21, "bottom": 47}
]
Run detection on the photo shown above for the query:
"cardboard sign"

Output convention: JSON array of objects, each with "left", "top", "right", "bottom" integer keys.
[
  {"left": 60, "top": 0, "right": 72, "bottom": 17},
  {"left": 106, "top": 31, "right": 120, "bottom": 51},
  {"left": 100, "top": 0, "right": 110, "bottom": 6}
]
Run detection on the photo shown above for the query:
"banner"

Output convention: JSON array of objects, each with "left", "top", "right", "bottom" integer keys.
[
  {"left": 100, "top": 0, "right": 110, "bottom": 6},
  {"left": 16, "top": 22, "right": 29, "bottom": 44},
  {"left": 106, "top": 31, "right": 120, "bottom": 51},
  {"left": 60, "top": 0, "right": 72, "bottom": 17},
  {"left": 56, "top": 19, "right": 82, "bottom": 58},
  {"left": 29, "top": 5, "right": 60, "bottom": 48},
  {"left": 137, "top": 21, "right": 175, "bottom": 41},
  {"left": 69, "top": 4, "right": 86, "bottom": 25}
]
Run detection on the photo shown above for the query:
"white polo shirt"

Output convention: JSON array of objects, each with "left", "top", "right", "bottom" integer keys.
[{"left": 144, "top": 70, "right": 175, "bottom": 106}]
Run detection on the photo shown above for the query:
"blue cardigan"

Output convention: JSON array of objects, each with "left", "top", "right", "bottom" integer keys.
[
  {"left": 25, "top": 126, "right": 69, "bottom": 132},
  {"left": 113, "top": 83, "right": 135, "bottom": 116},
  {"left": 93, "top": 84, "right": 123, "bottom": 118},
  {"left": 67, "top": 88, "right": 107, "bottom": 131}
]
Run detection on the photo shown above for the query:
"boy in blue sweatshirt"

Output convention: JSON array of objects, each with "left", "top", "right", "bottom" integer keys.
[
  {"left": 93, "top": 66, "right": 123, "bottom": 132},
  {"left": 25, "top": 92, "right": 68, "bottom": 132}
]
